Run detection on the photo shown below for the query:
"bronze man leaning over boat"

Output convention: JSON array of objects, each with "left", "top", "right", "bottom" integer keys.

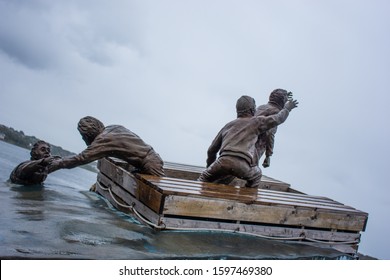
[{"left": 50, "top": 116, "right": 165, "bottom": 177}]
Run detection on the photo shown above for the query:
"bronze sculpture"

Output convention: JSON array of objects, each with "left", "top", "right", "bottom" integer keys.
[
  {"left": 254, "top": 89, "right": 292, "bottom": 168},
  {"left": 198, "top": 95, "right": 298, "bottom": 188},
  {"left": 9, "top": 140, "right": 60, "bottom": 185},
  {"left": 51, "top": 116, "right": 165, "bottom": 176}
]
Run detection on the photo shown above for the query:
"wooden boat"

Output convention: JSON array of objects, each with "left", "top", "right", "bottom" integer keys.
[{"left": 93, "top": 157, "right": 368, "bottom": 257}]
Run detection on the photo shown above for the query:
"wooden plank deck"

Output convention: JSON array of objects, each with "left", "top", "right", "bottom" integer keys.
[
  {"left": 164, "top": 161, "right": 292, "bottom": 192},
  {"left": 95, "top": 157, "right": 368, "bottom": 256}
]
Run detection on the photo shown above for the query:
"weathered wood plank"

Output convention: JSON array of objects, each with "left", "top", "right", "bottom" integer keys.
[
  {"left": 164, "top": 161, "right": 205, "bottom": 173},
  {"left": 160, "top": 217, "right": 359, "bottom": 255},
  {"left": 136, "top": 180, "right": 165, "bottom": 214},
  {"left": 164, "top": 162, "right": 203, "bottom": 181},
  {"left": 99, "top": 159, "right": 166, "bottom": 214},
  {"left": 140, "top": 179, "right": 258, "bottom": 203},
  {"left": 142, "top": 175, "right": 334, "bottom": 204},
  {"left": 95, "top": 184, "right": 133, "bottom": 215},
  {"left": 98, "top": 158, "right": 139, "bottom": 196},
  {"left": 149, "top": 183, "right": 346, "bottom": 211},
  {"left": 98, "top": 158, "right": 165, "bottom": 213},
  {"left": 164, "top": 161, "right": 291, "bottom": 190},
  {"left": 161, "top": 217, "right": 361, "bottom": 242},
  {"left": 162, "top": 195, "right": 367, "bottom": 232},
  {"left": 139, "top": 175, "right": 363, "bottom": 213}
]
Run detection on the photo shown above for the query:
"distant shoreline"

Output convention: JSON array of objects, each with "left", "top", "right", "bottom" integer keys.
[{"left": 0, "top": 124, "right": 97, "bottom": 173}]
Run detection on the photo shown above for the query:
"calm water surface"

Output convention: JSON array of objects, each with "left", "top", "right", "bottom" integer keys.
[{"left": 0, "top": 141, "right": 348, "bottom": 259}]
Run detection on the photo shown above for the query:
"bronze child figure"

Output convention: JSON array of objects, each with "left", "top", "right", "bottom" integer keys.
[
  {"left": 255, "top": 89, "right": 293, "bottom": 168},
  {"left": 198, "top": 95, "right": 298, "bottom": 188}
]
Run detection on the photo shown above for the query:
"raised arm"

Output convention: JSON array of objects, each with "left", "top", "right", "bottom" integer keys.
[
  {"left": 10, "top": 157, "right": 54, "bottom": 185},
  {"left": 255, "top": 99, "right": 298, "bottom": 133}
]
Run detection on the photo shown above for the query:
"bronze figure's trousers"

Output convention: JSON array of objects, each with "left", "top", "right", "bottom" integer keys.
[
  {"left": 141, "top": 149, "right": 165, "bottom": 177},
  {"left": 199, "top": 155, "right": 262, "bottom": 188}
]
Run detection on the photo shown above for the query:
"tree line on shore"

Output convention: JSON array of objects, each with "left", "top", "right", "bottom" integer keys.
[{"left": 0, "top": 124, "right": 97, "bottom": 173}]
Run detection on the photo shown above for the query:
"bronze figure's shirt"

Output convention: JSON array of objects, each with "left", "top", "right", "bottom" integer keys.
[
  {"left": 60, "top": 125, "right": 159, "bottom": 170},
  {"left": 206, "top": 109, "right": 290, "bottom": 167},
  {"left": 254, "top": 102, "right": 282, "bottom": 163},
  {"left": 10, "top": 159, "right": 51, "bottom": 185}
]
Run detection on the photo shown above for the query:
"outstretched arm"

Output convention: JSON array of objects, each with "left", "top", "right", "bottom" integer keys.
[
  {"left": 52, "top": 153, "right": 98, "bottom": 170},
  {"left": 255, "top": 99, "right": 298, "bottom": 134},
  {"left": 50, "top": 144, "right": 106, "bottom": 171},
  {"left": 9, "top": 157, "right": 56, "bottom": 185}
]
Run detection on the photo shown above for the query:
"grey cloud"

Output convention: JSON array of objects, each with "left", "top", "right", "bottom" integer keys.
[
  {"left": 0, "top": 0, "right": 145, "bottom": 69},
  {"left": 0, "top": 2, "right": 57, "bottom": 69}
]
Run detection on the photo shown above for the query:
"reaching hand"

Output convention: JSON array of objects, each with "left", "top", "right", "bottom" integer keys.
[
  {"left": 287, "top": 91, "right": 293, "bottom": 100},
  {"left": 47, "top": 158, "right": 63, "bottom": 172},
  {"left": 284, "top": 99, "right": 299, "bottom": 111},
  {"left": 41, "top": 156, "right": 55, "bottom": 166}
]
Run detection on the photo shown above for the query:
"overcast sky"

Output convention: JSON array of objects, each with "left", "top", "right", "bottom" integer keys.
[{"left": 1, "top": 0, "right": 389, "bottom": 259}]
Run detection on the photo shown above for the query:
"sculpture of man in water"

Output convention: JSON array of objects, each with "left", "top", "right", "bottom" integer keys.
[
  {"left": 198, "top": 95, "right": 298, "bottom": 188},
  {"left": 10, "top": 140, "right": 60, "bottom": 185},
  {"left": 51, "top": 116, "right": 165, "bottom": 176}
]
